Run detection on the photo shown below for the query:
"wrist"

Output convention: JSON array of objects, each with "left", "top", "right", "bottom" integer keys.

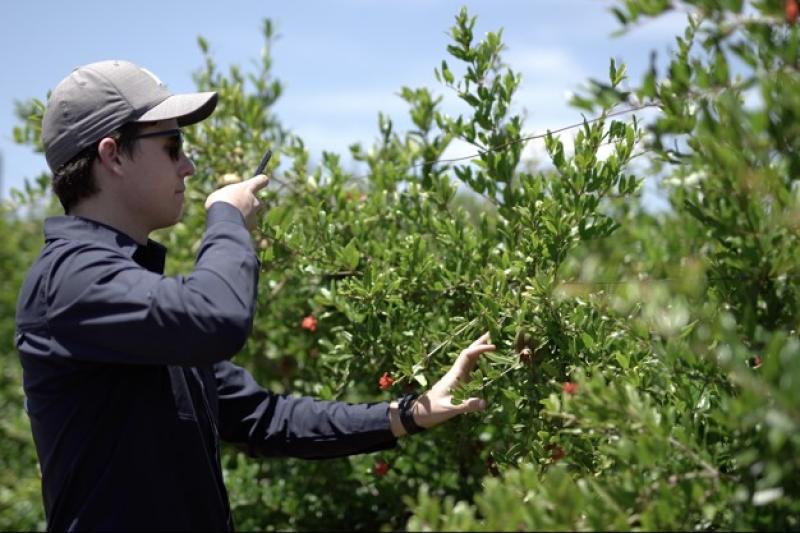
[
  {"left": 388, "top": 401, "right": 406, "bottom": 438},
  {"left": 206, "top": 201, "right": 246, "bottom": 227},
  {"left": 397, "top": 393, "right": 425, "bottom": 436},
  {"left": 388, "top": 394, "right": 426, "bottom": 438}
]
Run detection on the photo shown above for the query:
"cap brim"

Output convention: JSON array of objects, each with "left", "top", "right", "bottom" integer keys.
[{"left": 135, "top": 91, "right": 218, "bottom": 126}]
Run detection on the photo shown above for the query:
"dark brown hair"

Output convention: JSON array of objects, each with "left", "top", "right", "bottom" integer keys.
[{"left": 52, "top": 122, "right": 143, "bottom": 212}]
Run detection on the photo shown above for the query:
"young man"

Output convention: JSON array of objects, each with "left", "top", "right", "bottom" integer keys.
[{"left": 15, "top": 60, "right": 495, "bottom": 531}]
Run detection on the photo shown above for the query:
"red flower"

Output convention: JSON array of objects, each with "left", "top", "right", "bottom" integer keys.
[
  {"left": 373, "top": 460, "right": 389, "bottom": 477},
  {"left": 787, "top": 0, "right": 799, "bottom": 24},
  {"left": 378, "top": 372, "right": 394, "bottom": 391},
  {"left": 301, "top": 314, "right": 318, "bottom": 332},
  {"left": 545, "top": 444, "right": 567, "bottom": 462},
  {"left": 562, "top": 382, "right": 579, "bottom": 395}
]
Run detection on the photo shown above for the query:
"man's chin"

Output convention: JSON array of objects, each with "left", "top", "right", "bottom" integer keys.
[{"left": 151, "top": 214, "right": 183, "bottom": 233}]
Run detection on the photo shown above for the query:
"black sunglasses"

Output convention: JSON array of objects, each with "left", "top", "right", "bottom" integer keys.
[{"left": 132, "top": 128, "right": 184, "bottom": 161}]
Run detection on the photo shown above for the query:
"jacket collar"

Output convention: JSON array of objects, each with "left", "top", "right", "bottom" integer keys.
[{"left": 44, "top": 215, "right": 167, "bottom": 274}]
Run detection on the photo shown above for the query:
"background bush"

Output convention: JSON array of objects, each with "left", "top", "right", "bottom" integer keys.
[{"left": 2, "top": 1, "right": 799, "bottom": 530}]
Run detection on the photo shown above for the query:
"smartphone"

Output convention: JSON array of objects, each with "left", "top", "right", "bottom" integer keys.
[{"left": 254, "top": 149, "right": 273, "bottom": 176}]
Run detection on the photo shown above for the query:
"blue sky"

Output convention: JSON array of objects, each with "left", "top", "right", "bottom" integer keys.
[{"left": 0, "top": 0, "right": 686, "bottom": 204}]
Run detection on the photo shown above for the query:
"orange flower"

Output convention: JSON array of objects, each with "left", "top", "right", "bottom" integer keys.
[
  {"left": 787, "top": 0, "right": 799, "bottom": 24},
  {"left": 562, "top": 382, "right": 578, "bottom": 395},
  {"left": 378, "top": 372, "right": 394, "bottom": 391},
  {"left": 301, "top": 314, "right": 317, "bottom": 332},
  {"left": 373, "top": 460, "right": 389, "bottom": 477},
  {"left": 548, "top": 445, "right": 567, "bottom": 462}
]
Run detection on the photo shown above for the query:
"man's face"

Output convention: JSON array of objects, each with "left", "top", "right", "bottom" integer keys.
[{"left": 118, "top": 119, "right": 194, "bottom": 232}]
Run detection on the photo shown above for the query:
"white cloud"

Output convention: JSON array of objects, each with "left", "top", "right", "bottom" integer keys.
[
  {"left": 506, "top": 46, "right": 586, "bottom": 82},
  {"left": 505, "top": 46, "right": 589, "bottom": 137}
]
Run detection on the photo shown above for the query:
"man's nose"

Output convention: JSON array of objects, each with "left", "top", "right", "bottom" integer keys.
[{"left": 179, "top": 153, "right": 195, "bottom": 179}]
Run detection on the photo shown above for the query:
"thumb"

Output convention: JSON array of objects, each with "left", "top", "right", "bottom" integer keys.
[
  {"left": 458, "top": 397, "right": 487, "bottom": 413},
  {"left": 246, "top": 173, "right": 270, "bottom": 193}
]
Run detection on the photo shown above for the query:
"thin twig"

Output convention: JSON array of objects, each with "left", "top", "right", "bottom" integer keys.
[
  {"left": 422, "top": 318, "right": 479, "bottom": 366},
  {"left": 667, "top": 436, "right": 720, "bottom": 478}
]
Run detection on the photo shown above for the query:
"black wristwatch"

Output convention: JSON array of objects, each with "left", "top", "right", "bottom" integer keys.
[{"left": 397, "top": 393, "right": 426, "bottom": 435}]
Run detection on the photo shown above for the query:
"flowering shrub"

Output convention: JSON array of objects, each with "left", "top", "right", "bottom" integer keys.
[{"left": 3, "top": 2, "right": 800, "bottom": 530}]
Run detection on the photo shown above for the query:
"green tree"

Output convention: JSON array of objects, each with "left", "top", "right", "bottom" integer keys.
[{"left": 3, "top": 2, "right": 799, "bottom": 531}]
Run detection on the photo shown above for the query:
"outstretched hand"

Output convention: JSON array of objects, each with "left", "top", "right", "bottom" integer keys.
[{"left": 390, "top": 332, "right": 495, "bottom": 436}]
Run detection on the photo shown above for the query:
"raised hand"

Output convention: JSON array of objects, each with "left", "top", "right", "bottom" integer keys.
[{"left": 205, "top": 173, "right": 270, "bottom": 229}]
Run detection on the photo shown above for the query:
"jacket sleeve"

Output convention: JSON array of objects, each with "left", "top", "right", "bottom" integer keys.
[
  {"left": 44, "top": 203, "right": 259, "bottom": 366},
  {"left": 214, "top": 360, "right": 398, "bottom": 459}
]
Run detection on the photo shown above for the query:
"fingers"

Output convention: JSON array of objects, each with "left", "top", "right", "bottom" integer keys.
[
  {"left": 470, "top": 331, "right": 492, "bottom": 347},
  {"left": 452, "top": 340, "right": 495, "bottom": 375},
  {"left": 434, "top": 332, "right": 495, "bottom": 389}
]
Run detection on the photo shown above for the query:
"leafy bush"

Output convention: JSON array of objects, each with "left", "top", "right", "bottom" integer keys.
[
  {"left": 3, "top": 2, "right": 799, "bottom": 530},
  {"left": 0, "top": 205, "right": 46, "bottom": 531}
]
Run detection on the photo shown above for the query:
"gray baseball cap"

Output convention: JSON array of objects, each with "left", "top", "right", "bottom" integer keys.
[{"left": 42, "top": 60, "right": 218, "bottom": 172}]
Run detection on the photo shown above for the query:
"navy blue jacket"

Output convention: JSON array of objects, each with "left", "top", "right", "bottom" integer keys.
[{"left": 15, "top": 203, "right": 396, "bottom": 531}]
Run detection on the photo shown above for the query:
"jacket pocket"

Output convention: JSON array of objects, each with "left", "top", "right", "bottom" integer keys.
[{"left": 168, "top": 366, "right": 197, "bottom": 421}]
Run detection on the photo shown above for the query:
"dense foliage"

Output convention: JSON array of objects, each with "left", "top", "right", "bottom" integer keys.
[{"left": 2, "top": 1, "right": 799, "bottom": 530}]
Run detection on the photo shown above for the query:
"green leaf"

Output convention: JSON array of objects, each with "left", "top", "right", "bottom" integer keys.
[
  {"left": 441, "top": 60, "right": 454, "bottom": 85},
  {"left": 340, "top": 238, "right": 360, "bottom": 271},
  {"left": 609, "top": 59, "right": 617, "bottom": 87},
  {"left": 197, "top": 36, "right": 209, "bottom": 54},
  {"left": 581, "top": 332, "right": 595, "bottom": 350}
]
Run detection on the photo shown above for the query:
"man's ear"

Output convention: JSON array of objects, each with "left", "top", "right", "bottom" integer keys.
[{"left": 96, "top": 137, "right": 125, "bottom": 175}]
